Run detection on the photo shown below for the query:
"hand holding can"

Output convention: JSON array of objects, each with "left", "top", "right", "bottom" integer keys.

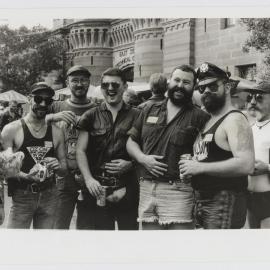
[
  {"left": 179, "top": 154, "right": 192, "bottom": 183},
  {"left": 96, "top": 186, "right": 107, "bottom": 207}
]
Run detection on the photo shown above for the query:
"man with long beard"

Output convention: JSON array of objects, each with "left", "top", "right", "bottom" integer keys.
[
  {"left": 179, "top": 62, "right": 255, "bottom": 229},
  {"left": 1, "top": 83, "right": 67, "bottom": 229},
  {"left": 127, "top": 65, "right": 209, "bottom": 230}
]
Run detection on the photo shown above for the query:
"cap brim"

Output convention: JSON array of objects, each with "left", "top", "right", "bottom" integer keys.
[{"left": 198, "top": 78, "right": 218, "bottom": 86}]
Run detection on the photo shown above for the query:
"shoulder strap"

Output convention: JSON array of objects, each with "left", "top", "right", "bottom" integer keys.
[{"left": 203, "top": 110, "right": 245, "bottom": 135}]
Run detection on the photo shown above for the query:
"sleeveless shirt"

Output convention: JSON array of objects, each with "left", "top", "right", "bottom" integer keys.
[
  {"left": 192, "top": 110, "right": 248, "bottom": 191},
  {"left": 19, "top": 119, "right": 55, "bottom": 176}
]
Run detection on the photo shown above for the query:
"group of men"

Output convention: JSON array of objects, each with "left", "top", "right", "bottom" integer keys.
[{"left": 0, "top": 60, "right": 269, "bottom": 230}]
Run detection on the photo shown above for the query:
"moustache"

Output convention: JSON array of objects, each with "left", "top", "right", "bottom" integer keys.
[{"left": 248, "top": 105, "right": 260, "bottom": 111}]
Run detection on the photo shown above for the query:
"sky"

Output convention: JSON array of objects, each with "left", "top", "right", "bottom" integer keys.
[{"left": 0, "top": 0, "right": 270, "bottom": 29}]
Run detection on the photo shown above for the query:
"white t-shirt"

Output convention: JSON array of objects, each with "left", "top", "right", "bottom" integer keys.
[{"left": 248, "top": 119, "right": 270, "bottom": 192}]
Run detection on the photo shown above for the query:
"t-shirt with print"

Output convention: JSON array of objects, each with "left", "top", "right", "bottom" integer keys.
[{"left": 49, "top": 98, "right": 96, "bottom": 191}]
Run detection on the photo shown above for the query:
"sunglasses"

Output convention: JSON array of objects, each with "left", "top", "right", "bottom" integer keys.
[
  {"left": 246, "top": 93, "right": 264, "bottom": 103},
  {"left": 33, "top": 95, "right": 54, "bottom": 106},
  {"left": 198, "top": 81, "right": 224, "bottom": 94},
  {"left": 101, "top": 82, "right": 121, "bottom": 90}
]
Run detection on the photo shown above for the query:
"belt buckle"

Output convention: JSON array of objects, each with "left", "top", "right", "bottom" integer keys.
[
  {"left": 111, "top": 177, "right": 117, "bottom": 187},
  {"left": 30, "top": 183, "right": 39, "bottom": 194}
]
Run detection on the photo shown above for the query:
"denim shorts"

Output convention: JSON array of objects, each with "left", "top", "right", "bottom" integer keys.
[
  {"left": 195, "top": 190, "right": 247, "bottom": 229},
  {"left": 138, "top": 178, "right": 195, "bottom": 225}
]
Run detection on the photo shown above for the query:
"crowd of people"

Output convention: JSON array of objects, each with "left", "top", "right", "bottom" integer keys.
[{"left": 0, "top": 61, "right": 268, "bottom": 230}]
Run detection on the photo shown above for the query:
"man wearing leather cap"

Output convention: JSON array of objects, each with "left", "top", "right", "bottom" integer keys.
[
  {"left": 76, "top": 67, "right": 140, "bottom": 230},
  {"left": 179, "top": 62, "right": 255, "bottom": 229},
  {"left": 47, "top": 65, "right": 97, "bottom": 229},
  {"left": 1, "top": 82, "right": 67, "bottom": 229},
  {"left": 244, "top": 81, "right": 270, "bottom": 228}
]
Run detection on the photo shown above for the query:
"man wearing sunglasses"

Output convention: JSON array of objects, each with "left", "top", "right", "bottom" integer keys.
[
  {"left": 0, "top": 100, "right": 21, "bottom": 131},
  {"left": 1, "top": 82, "right": 67, "bottom": 229},
  {"left": 76, "top": 67, "right": 140, "bottom": 230},
  {"left": 46, "top": 65, "right": 97, "bottom": 230},
  {"left": 244, "top": 81, "right": 270, "bottom": 228},
  {"left": 126, "top": 65, "right": 209, "bottom": 230},
  {"left": 179, "top": 62, "right": 255, "bottom": 229}
]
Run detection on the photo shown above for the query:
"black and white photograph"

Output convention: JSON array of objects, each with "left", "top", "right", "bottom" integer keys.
[{"left": 1, "top": 0, "right": 270, "bottom": 269}]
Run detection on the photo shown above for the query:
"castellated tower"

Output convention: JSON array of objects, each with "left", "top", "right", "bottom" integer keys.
[
  {"left": 66, "top": 19, "right": 113, "bottom": 85},
  {"left": 131, "top": 19, "right": 164, "bottom": 82}
]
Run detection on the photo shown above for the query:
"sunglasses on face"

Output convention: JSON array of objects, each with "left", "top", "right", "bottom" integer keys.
[
  {"left": 101, "top": 82, "right": 121, "bottom": 90},
  {"left": 33, "top": 95, "right": 54, "bottom": 106},
  {"left": 246, "top": 93, "right": 264, "bottom": 103},
  {"left": 198, "top": 81, "right": 224, "bottom": 94}
]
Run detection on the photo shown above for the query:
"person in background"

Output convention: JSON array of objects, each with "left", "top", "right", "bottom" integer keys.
[
  {"left": 244, "top": 81, "right": 270, "bottom": 228},
  {"left": 0, "top": 100, "right": 20, "bottom": 131},
  {"left": 138, "top": 73, "right": 167, "bottom": 110}
]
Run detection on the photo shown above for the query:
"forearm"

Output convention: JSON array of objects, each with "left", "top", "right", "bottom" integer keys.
[
  {"left": 200, "top": 157, "right": 254, "bottom": 177},
  {"left": 126, "top": 138, "right": 145, "bottom": 163},
  {"left": 76, "top": 150, "right": 95, "bottom": 183},
  {"left": 45, "top": 114, "right": 54, "bottom": 123}
]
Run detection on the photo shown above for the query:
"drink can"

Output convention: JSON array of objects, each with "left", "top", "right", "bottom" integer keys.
[
  {"left": 96, "top": 186, "right": 107, "bottom": 207},
  {"left": 179, "top": 154, "right": 192, "bottom": 182},
  {"left": 37, "top": 163, "right": 47, "bottom": 182},
  {"left": 78, "top": 190, "right": 84, "bottom": 201}
]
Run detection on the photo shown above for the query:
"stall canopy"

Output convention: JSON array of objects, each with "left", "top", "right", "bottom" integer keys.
[{"left": 0, "top": 90, "right": 29, "bottom": 104}]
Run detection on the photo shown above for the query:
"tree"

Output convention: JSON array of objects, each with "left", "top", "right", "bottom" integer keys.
[
  {"left": 0, "top": 24, "right": 65, "bottom": 95},
  {"left": 241, "top": 18, "right": 270, "bottom": 81}
]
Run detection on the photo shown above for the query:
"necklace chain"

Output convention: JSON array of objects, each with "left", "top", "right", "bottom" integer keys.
[
  {"left": 25, "top": 119, "right": 45, "bottom": 133},
  {"left": 255, "top": 119, "right": 270, "bottom": 129}
]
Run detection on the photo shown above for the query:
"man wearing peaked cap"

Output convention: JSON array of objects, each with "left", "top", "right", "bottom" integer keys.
[
  {"left": 31, "top": 82, "right": 55, "bottom": 96},
  {"left": 179, "top": 62, "right": 255, "bottom": 229},
  {"left": 66, "top": 65, "right": 91, "bottom": 77},
  {"left": 46, "top": 65, "right": 96, "bottom": 229},
  {"left": 1, "top": 82, "right": 67, "bottom": 229},
  {"left": 244, "top": 80, "right": 270, "bottom": 228}
]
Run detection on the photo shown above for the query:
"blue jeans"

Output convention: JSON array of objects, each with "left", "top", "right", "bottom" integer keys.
[
  {"left": 195, "top": 190, "right": 247, "bottom": 229},
  {"left": 53, "top": 190, "right": 78, "bottom": 229},
  {"left": 7, "top": 185, "right": 58, "bottom": 229}
]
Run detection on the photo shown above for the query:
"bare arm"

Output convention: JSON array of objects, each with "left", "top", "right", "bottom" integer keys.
[
  {"left": 180, "top": 113, "right": 255, "bottom": 177},
  {"left": 51, "top": 125, "right": 68, "bottom": 177},
  {"left": 76, "top": 130, "right": 103, "bottom": 197},
  {"left": 46, "top": 111, "right": 76, "bottom": 125}
]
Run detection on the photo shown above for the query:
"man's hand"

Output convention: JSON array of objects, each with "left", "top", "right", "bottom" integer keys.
[
  {"left": 105, "top": 159, "right": 133, "bottom": 175},
  {"left": 106, "top": 187, "right": 126, "bottom": 203},
  {"left": 85, "top": 178, "right": 103, "bottom": 198},
  {"left": 250, "top": 159, "right": 269, "bottom": 176},
  {"left": 44, "top": 157, "right": 60, "bottom": 172},
  {"left": 49, "top": 111, "right": 77, "bottom": 125},
  {"left": 179, "top": 159, "right": 203, "bottom": 177},
  {"left": 140, "top": 155, "right": 168, "bottom": 177}
]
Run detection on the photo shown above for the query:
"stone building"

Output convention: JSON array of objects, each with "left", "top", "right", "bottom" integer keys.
[{"left": 54, "top": 18, "right": 263, "bottom": 85}]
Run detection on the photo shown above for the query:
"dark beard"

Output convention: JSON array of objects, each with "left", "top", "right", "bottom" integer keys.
[
  {"left": 32, "top": 105, "right": 48, "bottom": 119},
  {"left": 201, "top": 92, "right": 226, "bottom": 113},
  {"left": 167, "top": 86, "right": 192, "bottom": 106}
]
